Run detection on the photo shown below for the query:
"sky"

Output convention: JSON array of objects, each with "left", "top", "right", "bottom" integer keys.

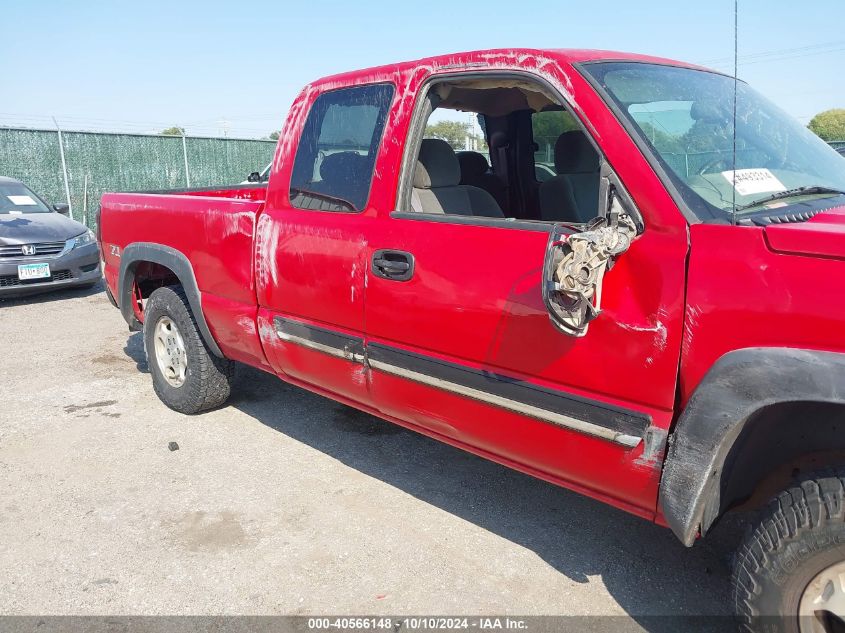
[{"left": 1, "top": 0, "right": 843, "bottom": 139}]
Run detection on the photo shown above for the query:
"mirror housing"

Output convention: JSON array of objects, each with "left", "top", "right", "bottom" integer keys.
[
  {"left": 53, "top": 203, "right": 70, "bottom": 215},
  {"left": 246, "top": 171, "right": 261, "bottom": 183},
  {"left": 542, "top": 164, "right": 642, "bottom": 337}
]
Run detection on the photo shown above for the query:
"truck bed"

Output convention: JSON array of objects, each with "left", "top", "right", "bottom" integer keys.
[{"left": 99, "top": 185, "right": 268, "bottom": 369}]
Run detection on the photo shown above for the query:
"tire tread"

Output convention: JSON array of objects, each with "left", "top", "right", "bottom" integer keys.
[{"left": 733, "top": 471, "right": 845, "bottom": 631}]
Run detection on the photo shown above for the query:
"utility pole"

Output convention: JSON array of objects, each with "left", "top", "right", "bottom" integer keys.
[
  {"left": 52, "top": 117, "right": 74, "bottom": 221},
  {"left": 181, "top": 131, "right": 191, "bottom": 188}
]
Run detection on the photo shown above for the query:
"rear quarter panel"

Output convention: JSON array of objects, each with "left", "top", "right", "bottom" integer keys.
[{"left": 100, "top": 192, "right": 267, "bottom": 367}]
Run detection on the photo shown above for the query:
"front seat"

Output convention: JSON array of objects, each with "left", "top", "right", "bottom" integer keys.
[
  {"left": 456, "top": 150, "right": 508, "bottom": 213},
  {"left": 318, "top": 152, "right": 368, "bottom": 202},
  {"left": 539, "top": 131, "right": 601, "bottom": 223},
  {"left": 412, "top": 139, "right": 503, "bottom": 217}
]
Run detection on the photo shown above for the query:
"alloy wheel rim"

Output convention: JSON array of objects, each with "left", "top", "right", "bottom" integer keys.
[
  {"left": 799, "top": 561, "right": 845, "bottom": 633},
  {"left": 153, "top": 316, "right": 187, "bottom": 387}
]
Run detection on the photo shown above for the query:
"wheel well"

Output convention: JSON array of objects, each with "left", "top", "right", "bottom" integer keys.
[
  {"left": 117, "top": 244, "right": 224, "bottom": 358},
  {"left": 719, "top": 401, "right": 845, "bottom": 517},
  {"left": 126, "top": 261, "right": 181, "bottom": 322},
  {"left": 132, "top": 261, "right": 180, "bottom": 297}
]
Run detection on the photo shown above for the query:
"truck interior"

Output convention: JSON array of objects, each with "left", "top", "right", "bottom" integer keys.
[{"left": 408, "top": 76, "right": 603, "bottom": 224}]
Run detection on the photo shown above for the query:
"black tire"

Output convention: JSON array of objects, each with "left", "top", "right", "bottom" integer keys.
[
  {"left": 143, "top": 286, "right": 234, "bottom": 414},
  {"left": 733, "top": 471, "right": 845, "bottom": 632}
]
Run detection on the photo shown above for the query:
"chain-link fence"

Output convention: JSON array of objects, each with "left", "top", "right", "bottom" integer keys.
[{"left": 0, "top": 127, "right": 276, "bottom": 228}]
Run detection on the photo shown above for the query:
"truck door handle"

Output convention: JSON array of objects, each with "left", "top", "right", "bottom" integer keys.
[{"left": 372, "top": 249, "right": 414, "bottom": 281}]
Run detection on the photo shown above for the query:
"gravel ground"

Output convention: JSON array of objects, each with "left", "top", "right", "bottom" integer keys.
[{"left": 0, "top": 284, "right": 744, "bottom": 624}]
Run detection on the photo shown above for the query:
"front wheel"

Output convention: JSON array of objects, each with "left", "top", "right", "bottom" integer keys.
[
  {"left": 143, "top": 286, "right": 234, "bottom": 414},
  {"left": 733, "top": 472, "right": 845, "bottom": 633}
]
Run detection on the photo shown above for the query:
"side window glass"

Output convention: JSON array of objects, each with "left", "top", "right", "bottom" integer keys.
[{"left": 290, "top": 84, "right": 394, "bottom": 212}]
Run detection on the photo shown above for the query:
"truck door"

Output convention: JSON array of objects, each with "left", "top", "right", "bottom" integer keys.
[
  {"left": 362, "top": 70, "right": 688, "bottom": 515},
  {"left": 256, "top": 83, "right": 394, "bottom": 406}
]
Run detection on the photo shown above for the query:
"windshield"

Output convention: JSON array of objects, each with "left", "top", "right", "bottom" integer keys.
[
  {"left": 581, "top": 62, "right": 845, "bottom": 222},
  {"left": 0, "top": 182, "right": 52, "bottom": 214}
]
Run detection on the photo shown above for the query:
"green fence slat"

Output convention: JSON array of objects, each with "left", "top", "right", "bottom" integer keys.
[
  {"left": 0, "top": 129, "right": 65, "bottom": 210},
  {"left": 0, "top": 127, "right": 276, "bottom": 230},
  {"left": 185, "top": 137, "right": 275, "bottom": 187}
]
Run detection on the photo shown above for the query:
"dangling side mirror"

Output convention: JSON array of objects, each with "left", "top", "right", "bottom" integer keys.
[{"left": 542, "top": 164, "right": 642, "bottom": 337}]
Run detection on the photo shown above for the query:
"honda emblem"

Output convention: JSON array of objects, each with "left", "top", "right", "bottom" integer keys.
[{"left": 21, "top": 244, "right": 36, "bottom": 256}]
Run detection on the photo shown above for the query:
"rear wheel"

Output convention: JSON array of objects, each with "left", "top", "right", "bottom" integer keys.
[
  {"left": 733, "top": 471, "right": 845, "bottom": 632},
  {"left": 143, "top": 286, "right": 234, "bottom": 414}
]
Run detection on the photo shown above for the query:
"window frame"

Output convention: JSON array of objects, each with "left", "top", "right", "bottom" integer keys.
[
  {"left": 392, "top": 70, "right": 615, "bottom": 231},
  {"left": 289, "top": 81, "right": 396, "bottom": 214}
]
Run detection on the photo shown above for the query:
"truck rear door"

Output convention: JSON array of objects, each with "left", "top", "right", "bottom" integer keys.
[{"left": 256, "top": 83, "right": 395, "bottom": 406}]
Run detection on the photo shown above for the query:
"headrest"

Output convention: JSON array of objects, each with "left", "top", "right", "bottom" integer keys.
[
  {"left": 320, "top": 151, "right": 364, "bottom": 182},
  {"left": 554, "top": 131, "right": 600, "bottom": 174},
  {"left": 690, "top": 100, "right": 729, "bottom": 124},
  {"left": 457, "top": 151, "right": 490, "bottom": 181},
  {"left": 489, "top": 130, "right": 509, "bottom": 150},
  {"left": 414, "top": 138, "right": 461, "bottom": 189}
]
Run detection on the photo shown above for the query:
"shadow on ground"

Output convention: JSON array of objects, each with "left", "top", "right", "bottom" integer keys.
[
  {"left": 0, "top": 280, "right": 103, "bottom": 307},
  {"left": 124, "top": 329, "right": 149, "bottom": 373},
  {"left": 125, "top": 333, "right": 747, "bottom": 630}
]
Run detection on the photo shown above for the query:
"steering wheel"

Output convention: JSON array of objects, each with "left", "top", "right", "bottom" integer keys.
[
  {"left": 697, "top": 157, "right": 733, "bottom": 176},
  {"left": 765, "top": 154, "right": 802, "bottom": 172}
]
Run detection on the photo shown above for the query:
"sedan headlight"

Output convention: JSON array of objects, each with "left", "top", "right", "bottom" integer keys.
[{"left": 69, "top": 230, "right": 95, "bottom": 249}]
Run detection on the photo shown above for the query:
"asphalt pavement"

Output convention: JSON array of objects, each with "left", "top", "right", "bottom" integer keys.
[{"left": 0, "top": 284, "right": 744, "bottom": 628}]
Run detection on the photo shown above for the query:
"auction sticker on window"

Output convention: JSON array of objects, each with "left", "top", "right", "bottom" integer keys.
[
  {"left": 7, "top": 195, "right": 37, "bottom": 206},
  {"left": 722, "top": 168, "right": 786, "bottom": 197}
]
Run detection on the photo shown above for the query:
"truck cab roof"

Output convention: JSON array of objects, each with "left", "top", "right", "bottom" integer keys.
[{"left": 308, "top": 48, "right": 709, "bottom": 90}]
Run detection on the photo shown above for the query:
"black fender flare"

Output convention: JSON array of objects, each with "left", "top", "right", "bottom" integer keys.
[
  {"left": 659, "top": 347, "right": 845, "bottom": 546},
  {"left": 117, "top": 242, "right": 224, "bottom": 358}
]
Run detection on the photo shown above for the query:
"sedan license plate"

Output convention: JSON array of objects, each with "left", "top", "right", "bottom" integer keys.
[{"left": 17, "top": 263, "right": 51, "bottom": 281}]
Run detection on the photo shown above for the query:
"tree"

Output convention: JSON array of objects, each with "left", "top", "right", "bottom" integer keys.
[
  {"left": 159, "top": 126, "right": 185, "bottom": 136},
  {"left": 531, "top": 110, "right": 580, "bottom": 144},
  {"left": 425, "top": 120, "right": 476, "bottom": 150},
  {"left": 808, "top": 109, "right": 845, "bottom": 141},
  {"left": 268, "top": 130, "right": 281, "bottom": 140},
  {"left": 638, "top": 121, "right": 685, "bottom": 153},
  {"left": 531, "top": 111, "right": 584, "bottom": 162}
]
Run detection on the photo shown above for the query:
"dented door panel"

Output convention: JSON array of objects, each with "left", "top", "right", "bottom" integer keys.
[
  {"left": 357, "top": 55, "right": 689, "bottom": 515},
  {"left": 363, "top": 212, "right": 682, "bottom": 513}
]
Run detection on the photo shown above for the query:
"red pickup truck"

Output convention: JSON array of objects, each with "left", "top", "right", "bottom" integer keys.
[{"left": 99, "top": 49, "right": 845, "bottom": 630}]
